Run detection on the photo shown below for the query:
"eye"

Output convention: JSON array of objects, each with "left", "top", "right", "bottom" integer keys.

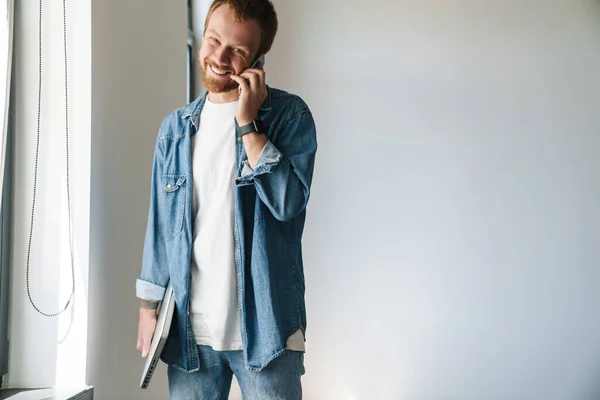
[{"left": 232, "top": 48, "right": 246, "bottom": 57}]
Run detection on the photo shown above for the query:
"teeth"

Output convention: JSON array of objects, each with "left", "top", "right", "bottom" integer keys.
[{"left": 211, "top": 66, "right": 229, "bottom": 75}]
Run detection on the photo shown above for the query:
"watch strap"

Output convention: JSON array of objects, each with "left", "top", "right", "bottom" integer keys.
[{"left": 238, "top": 119, "right": 265, "bottom": 137}]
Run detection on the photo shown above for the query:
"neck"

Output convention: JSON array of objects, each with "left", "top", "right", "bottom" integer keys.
[{"left": 207, "top": 89, "right": 238, "bottom": 104}]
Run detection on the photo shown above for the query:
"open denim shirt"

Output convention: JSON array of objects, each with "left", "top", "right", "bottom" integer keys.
[{"left": 136, "top": 87, "right": 317, "bottom": 372}]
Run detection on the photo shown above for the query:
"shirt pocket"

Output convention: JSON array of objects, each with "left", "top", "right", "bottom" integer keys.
[{"left": 161, "top": 174, "right": 186, "bottom": 238}]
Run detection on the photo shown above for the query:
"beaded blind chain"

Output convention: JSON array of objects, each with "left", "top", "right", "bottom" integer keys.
[{"left": 26, "top": 0, "right": 75, "bottom": 317}]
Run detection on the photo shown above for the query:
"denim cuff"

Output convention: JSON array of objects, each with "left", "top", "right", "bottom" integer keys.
[
  {"left": 235, "top": 140, "right": 282, "bottom": 186},
  {"left": 136, "top": 278, "right": 166, "bottom": 301}
]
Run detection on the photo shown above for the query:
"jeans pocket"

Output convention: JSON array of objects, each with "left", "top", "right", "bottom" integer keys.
[{"left": 162, "top": 174, "right": 186, "bottom": 238}]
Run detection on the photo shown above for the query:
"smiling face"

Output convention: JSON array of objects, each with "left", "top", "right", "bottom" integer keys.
[{"left": 198, "top": 4, "right": 262, "bottom": 100}]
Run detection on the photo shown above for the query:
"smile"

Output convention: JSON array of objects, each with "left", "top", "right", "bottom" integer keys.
[{"left": 210, "top": 65, "right": 231, "bottom": 76}]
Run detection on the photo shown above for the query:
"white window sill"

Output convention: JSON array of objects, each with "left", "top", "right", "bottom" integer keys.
[{"left": 0, "top": 387, "right": 93, "bottom": 400}]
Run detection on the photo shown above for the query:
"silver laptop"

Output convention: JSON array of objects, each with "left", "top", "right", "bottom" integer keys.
[{"left": 140, "top": 282, "right": 175, "bottom": 389}]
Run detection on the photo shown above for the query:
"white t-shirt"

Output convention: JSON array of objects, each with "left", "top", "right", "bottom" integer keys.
[
  {"left": 190, "top": 98, "right": 305, "bottom": 352},
  {"left": 190, "top": 98, "right": 241, "bottom": 350}
]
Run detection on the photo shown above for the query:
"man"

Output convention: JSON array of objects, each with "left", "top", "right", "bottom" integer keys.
[{"left": 135, "top": 0, "right": 317, "bottom": 398}]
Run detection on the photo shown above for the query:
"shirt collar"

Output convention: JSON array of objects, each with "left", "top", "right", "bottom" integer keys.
[{"left": 181, "top": 85, "right": 273, "bottom": 125}]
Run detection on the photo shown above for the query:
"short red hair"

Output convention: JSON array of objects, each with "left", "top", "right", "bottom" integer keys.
[{"left": 204, "top": 0, "right": 278, "bottom": 57}]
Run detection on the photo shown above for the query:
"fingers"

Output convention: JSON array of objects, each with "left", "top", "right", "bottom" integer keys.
[
  {"left": 242, "top": 72, "right": 259, "bottom": 91},
  {"left": 137, "top": 322, "right": 144, "bottom": 352},
  {"left": 138, "top": 308, "right": 157, "bottom": 358},
  {"left": 235, "top": 69, "right": 266, "bottom": 103},
  {"left": 142, "top": 343, "right": 150, "bottom": 358},
  {"left": 239, "top": 68, "right": 265, "bottom": 79},
  {"left": 231, "top": 67, "right": 267, "bottom": 124},
  {"left": 229, "top": 74, "right": 249, "bottom": 94},
  {"left": 240, "top": 69, "right": 265, "bottom": 89},
  {"left": 142, "top": 328, "right": 153, "bottom": 358}
]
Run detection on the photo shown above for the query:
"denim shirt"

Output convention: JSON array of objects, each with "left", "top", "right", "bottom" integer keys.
[{"left": 136, "top": 86, "right": 317, "bottom": 372}]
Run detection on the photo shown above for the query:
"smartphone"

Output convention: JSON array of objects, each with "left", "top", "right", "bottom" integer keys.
[
  {"left": 252, "top": 54, "right": 265, "bottom": 69},
  {"left": 238, "top": 54, "right": 265, "bottom": 94}
]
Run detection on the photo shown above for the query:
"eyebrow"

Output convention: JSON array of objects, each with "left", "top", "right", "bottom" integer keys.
[{"left": 205, "top": 29, "right": 251, "bottom": 52}]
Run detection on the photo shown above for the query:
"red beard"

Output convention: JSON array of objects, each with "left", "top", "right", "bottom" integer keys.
[{"left": 200, "top": 58, "right": 238, "bottom": 93}]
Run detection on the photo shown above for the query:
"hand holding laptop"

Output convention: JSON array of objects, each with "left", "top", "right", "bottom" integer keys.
[
  {"left": 137, "top": 283, "right": 176, "bottom": 389},
  {"left": 137, "top": 307, "right": 158, "bottom": 358}
]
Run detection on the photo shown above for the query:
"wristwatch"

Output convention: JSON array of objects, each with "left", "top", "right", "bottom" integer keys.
[{"left": 238, "top": 118, "right": 265, "bottom": 137}]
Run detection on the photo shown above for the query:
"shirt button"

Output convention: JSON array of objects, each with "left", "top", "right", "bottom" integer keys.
[
  {"left": 239, "top": 306, "right": 242, "bottom": 311},
  {"left": 237, "top": 272, "right": 241, "bottom": 277}
]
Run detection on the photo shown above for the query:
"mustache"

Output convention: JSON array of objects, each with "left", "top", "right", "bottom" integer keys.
[{"left": 203, "top": 58, "right": 232, "bottom": 72}]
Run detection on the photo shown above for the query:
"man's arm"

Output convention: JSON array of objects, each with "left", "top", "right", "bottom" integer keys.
[
  {"left": 236, "top": 110, "right": 317, "bottom": 222},
  {"left": 136, "top": 119, "right": 171, "bottom": 358},
  {"left": 230, "top": 67, "right": 317, "bottom": 222},
  {"left": 136, "top": 121, "right": 170, "bottom": 301},
  {"left": 241, "top": 132, "right": 268, "bottom": 170}
]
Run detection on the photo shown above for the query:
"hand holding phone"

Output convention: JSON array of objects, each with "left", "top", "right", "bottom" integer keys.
[
  {"left": 238, "top": 54, "right": 265, "bottom": 95},
  {"left": 230, "top": 54, "right": 267, "bottom": 126}
]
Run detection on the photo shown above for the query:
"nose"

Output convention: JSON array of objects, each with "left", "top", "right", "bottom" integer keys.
[{"left": 212, "top": 46, "right": 230, "bottom": 66}]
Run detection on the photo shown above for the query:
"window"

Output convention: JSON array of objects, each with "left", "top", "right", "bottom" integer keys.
[{"left": 0, "top": 0, "right": 14, "bottom": 387}]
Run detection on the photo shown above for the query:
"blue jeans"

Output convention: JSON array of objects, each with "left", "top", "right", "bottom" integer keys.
[{"left": 168, "top": 346, "right": 305, "bottom": 400}]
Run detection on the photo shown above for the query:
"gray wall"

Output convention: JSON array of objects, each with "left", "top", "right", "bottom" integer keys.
[
  {"left": 87, "top": 0, "right": 186, "bottom": 398},
  {"left": 86, "top": 0, "right": 600, "bottom": 399},
  {"left": 266, "top": 0, "right": 600, "bottom": 398}
]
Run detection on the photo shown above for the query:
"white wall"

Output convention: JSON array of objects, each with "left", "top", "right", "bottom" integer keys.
[
  {"left": 87, "top": 0, "right": 186, "bottom": 399},
  {"left": 6, "top": 0, "right": 90, "bottom": 388},
  {"left": 265, "top": 0, "right": 600, "bottom": 398}
]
